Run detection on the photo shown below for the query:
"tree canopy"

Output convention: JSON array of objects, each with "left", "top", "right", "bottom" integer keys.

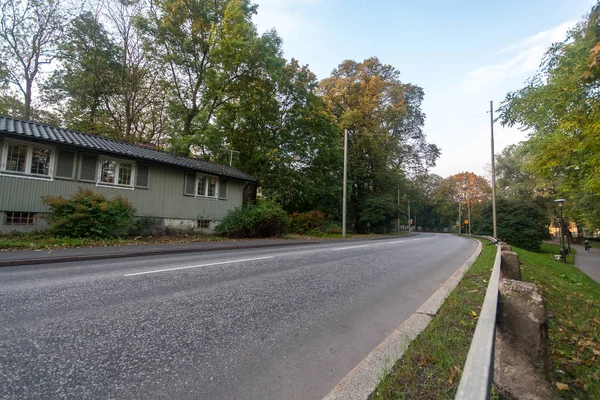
[{"left": 499, "top": 1, "right": 600, "bottom": 230}]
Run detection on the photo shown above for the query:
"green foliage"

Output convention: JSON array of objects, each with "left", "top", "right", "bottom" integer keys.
[
  {"left": 499, "top": 2, "right": 600, "bottom": 229},
  {"left": 43, "top": 189, "right": 135, "bottom": 238},
  {"left": 475, "top": 198, "right": 548, "bottom": 251},
  {"left": 516, "top": 244, "right": 600, "bottom": 397},
  {"left": 214, "top": 201, "right": 290, "bottom": 238},
  {"left": 318, "top": 57, "right": 439, "bottom": 233},
  {"left": 0, "top": 0, "right": 65, "bottom": 120},
  {"left": 290, "top": 210, "right": 337, "bottom": 234}
]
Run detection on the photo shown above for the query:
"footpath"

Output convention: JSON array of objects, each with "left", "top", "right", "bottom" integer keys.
[
  {"left": 0, "top": 234, "right": 417, "bottom": 267},
  {"left": 574, "top": 242, "right": 600, "bottom": 284}
]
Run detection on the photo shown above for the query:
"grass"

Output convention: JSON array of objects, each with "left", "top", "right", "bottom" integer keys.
[
  {"left": 516, "top": 243, "right": 600, "bottom": 397},
  {"left": 0, "top": 230, "right": 226, "bottom": 251},
  {"left": 370, "top": 239, "right": 497, "bottom": 399},
  {"left": 370, "top": 240, "right": 600, "bottom": 399}
]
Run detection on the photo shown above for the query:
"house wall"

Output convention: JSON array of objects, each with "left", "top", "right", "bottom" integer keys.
[{"left": 0, "top": 135, "right": 249, "bottom": 232}]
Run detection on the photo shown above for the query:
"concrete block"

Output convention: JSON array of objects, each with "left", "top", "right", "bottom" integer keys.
[
  {"left": 501, "top": 251, "right": 522, "bottom": 281},
  {"left": 494, "top": 279, "right": 558, "bottom": 400}
]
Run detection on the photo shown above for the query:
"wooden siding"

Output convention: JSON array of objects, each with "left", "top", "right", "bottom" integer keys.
[{"left": 0, "top": 145, "right": 247, "bottom": 221}]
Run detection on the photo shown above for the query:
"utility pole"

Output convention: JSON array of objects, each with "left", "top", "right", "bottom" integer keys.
[
  {"left": 458, "top": 201, "right": 461, "bottom": 234},
  {"left": 342, "top": 129, "right": 348, "bottom": 238},
  {"left": 467, "top": 195, "right": 472, "bottom": 236},
  {"left": 222, "top": 148, "right": 240, "bottom": 166},
  {"left": 397, "top": 186, "right": 400, "bottom": 233},
  {"left": 408, "top": 200, "right": 411, "bottom": 231},
  {"left": 490, "top": 101, "right": 498, "bottom": 239}
]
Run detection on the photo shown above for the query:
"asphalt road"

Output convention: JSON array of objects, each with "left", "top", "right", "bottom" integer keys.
[{"left": 0, "top": 233, "right": 477, "bottom": 400}]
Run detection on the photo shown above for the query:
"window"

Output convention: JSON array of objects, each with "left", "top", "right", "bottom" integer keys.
[
  {"left": 98, "top": 157, "right": 134, "bottom": 187},
  {"left": 184, "top": 172, "right": 221, "bottom": 198},
  {"left": 197, "top": 175, "right": 218, "bottom": 197},
  {"left": 4, "top": 212, "right": 36, "bottom": 225},
  {"left": 55, "top": 150, "right": 75, "bottom": 179},
  {"left": 135, "top": 164, "right": 149, "bottom": 188},
  {"left": 197, "top": 220, "right": 211, "bottom": 229},
  {"left": 1, "top": 140, "right": 53, "bottom": 178}
]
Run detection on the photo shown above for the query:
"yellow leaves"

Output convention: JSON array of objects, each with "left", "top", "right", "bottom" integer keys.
[
  {"left": 555, "top": 382, "right": 569, "bottom": 391},
  {"left": 470, "top": 310, "right": 479, "bottom": 319},
  {"left": 448, "top": 365, "right": 461, "bottom": 384}
]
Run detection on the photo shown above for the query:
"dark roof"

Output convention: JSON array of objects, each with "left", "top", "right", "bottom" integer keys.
[{"left": 0, "top": 115, "right": 256, "bottom": 181}]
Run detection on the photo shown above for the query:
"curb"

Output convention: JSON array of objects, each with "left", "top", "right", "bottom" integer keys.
[
  {"left": 0, "top": 233, "right": 420, "bottom": 267},
  {"left": 322, "top": 237, "right": 483, "bottom": 400}
]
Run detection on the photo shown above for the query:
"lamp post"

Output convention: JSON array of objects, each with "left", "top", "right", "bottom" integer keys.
[{"left": 554, "top": 198, "right": 567, "bottom": 263}]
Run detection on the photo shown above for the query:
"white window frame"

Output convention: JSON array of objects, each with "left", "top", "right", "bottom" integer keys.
[
  {"left": 195, "top": 173, "right": 219, "bottom": 199},
  {"left": 96, "top": 156, "right": 135, "bottom": 190},
  {"left": 0, "top": 138, "right": 54, "bottom": 181}
]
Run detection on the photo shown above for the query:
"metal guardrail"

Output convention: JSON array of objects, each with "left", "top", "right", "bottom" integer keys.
[{"left": 455, "top": 238, "right": 502, "bottom": 400}]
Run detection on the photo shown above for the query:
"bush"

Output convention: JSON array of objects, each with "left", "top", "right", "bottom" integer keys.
[
  {"left": 215, "top": 201, "right": 290, "bottom": 238},
  {"left": 43, "top": 189, "right": 135, "bottom": 238},
  {"left": 474, "top": 198, "right": 548, "bottom": 252},
  {"left": 128, "top": 216, "right": 165, "bottom": 236},
  {"left": 290, "top": 210, "right": 332, "bottom": 233}
]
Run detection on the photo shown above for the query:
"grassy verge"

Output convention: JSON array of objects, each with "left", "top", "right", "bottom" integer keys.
[
  {"left": 371, "top": 239, "right": 497, "bottom": 399},
  {"left": 371, "top": 241, "right": 600, "bottom": 399},
  {"left": 0, "top": 231, "right": 226, "bottom": 251},
  {"left": 516, "top": 243, "right": 600, "bottom": 397}
]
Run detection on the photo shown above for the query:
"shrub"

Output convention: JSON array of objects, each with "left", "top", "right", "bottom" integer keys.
[
  {"left": 128, "top": 216, "right": 165, "bottom": 236},
  {"left": 474, "top": 198, "right": 548, "bottom": 252},
  {"left": 290, "top": 210, "right": 328, "bottom": 233},
  {"left": 215, "top": 201, "right": 290, "bottom": 238},
  {"left": 43, "top": 189, "right": 135, "bottom": 238},
  {"left": 290, "top": 210, "right": 340, "bottom": 235}
]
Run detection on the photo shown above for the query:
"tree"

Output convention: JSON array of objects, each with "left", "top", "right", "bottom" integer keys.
[
  {"left": 0, "top": 0, "right": 65, "bottom": 120},
  {"left": 43, "top": 10, "right": 120, "bottom": 135},
  {"left": 498, "top": 1, "right": 600, "bottom": 230},
  {"left": 318, "top": 57, "right": 439, "bottom": 232},
  {"left": 138, "top": 0, "right": 282, "bottom": 152},
  {"left": 213, "top": 59, "right": 342, "bottom": 216},
  {"left": 475, "top": 198, "right": 548, "bottom": 252},
  {"left": 434, "top": 172, "right": 491, "bottom": 232}
]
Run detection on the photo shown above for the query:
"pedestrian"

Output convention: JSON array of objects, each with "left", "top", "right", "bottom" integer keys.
[{"left": 584, "top": 239, "right": 590, "bottom": 252}]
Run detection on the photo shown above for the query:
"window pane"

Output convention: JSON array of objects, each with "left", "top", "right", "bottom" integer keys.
[
  {"left": 80, "top": 154, "right": 98, "bottom": 181},
  {"left": 30, "top": 147, "right": 51, "bottom": 175},
  {"left": 136, "top": 164, "right": 149, "bottom": 187},
  {"left": 118, "top": 163, "right": 132, "bottom": 185},
  {"left": 207, "top": 177, "right": 217, "bottom": 197},
  {"left": 197, "top": 176, "right": 206, "bottom": 196},
  {"left": 6, "top": 144, "right": 27, "bottom": 172},
  {"left": 100, "top": 159, "right": 116, "bottom": 183}
]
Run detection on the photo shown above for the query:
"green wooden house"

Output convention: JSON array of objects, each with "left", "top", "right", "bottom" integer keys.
[{"left": 0, "top": 116, "right": 256, "bottom": 233}]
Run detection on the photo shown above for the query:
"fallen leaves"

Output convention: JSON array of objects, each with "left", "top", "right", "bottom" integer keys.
[{"left": 556, "top": 382, "right": 569, "bottom": 391}]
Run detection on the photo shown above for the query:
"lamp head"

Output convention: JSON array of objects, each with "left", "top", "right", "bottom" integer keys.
[{"left": 554, "top": 198, "right": 566, "bottom": 207}]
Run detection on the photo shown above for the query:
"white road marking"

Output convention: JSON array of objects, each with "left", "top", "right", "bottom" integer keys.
[
  {"left": 332, "top": 245, "right": 370, "bottom": 251},
  {"left": 124, "top": 256, "right": 274, "bottom": 276}
]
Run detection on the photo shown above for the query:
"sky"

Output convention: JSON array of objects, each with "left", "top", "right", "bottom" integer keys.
[{"left": 251, "top": 0, "right": 597, "bottom": 179}]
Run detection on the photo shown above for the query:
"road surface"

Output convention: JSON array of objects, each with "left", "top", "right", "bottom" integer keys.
[{"left": 0, "top": 233, "right": 477, "bottom": 399}]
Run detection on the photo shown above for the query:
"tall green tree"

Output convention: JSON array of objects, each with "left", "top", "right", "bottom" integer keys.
[
  {"left": 138, "top": 0, "right": 282, "bottom": 151},
  {"left": 319, "top": 57, "right": 439, "bottom": 232},
  {"left": 43, "top": 10, "right": 120, "bottom": 135},
  {"left": 499, "top": 1, "right": 600, "bottom": 230},
  {"left": 214, "top": 59, "right": 342, "bottom": 215},
  {"left": 0, "top": 0, "right": 65, "bottom": 120}
]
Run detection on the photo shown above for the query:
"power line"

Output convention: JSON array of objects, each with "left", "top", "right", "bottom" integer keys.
[{"left": 422, "top": 111, "right": 488, "bottom": 134}]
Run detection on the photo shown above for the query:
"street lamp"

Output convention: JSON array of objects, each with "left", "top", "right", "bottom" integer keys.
[{"left": 554, "top": 198, "right": 567, "bottom": 263}]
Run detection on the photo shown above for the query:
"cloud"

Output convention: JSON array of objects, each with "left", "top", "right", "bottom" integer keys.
[
  {"left": 458, "top": 20, "right": 577, "bottom": 94},
  {"left": 252, "top": 0, "right": 322, "bottom": 40}
]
